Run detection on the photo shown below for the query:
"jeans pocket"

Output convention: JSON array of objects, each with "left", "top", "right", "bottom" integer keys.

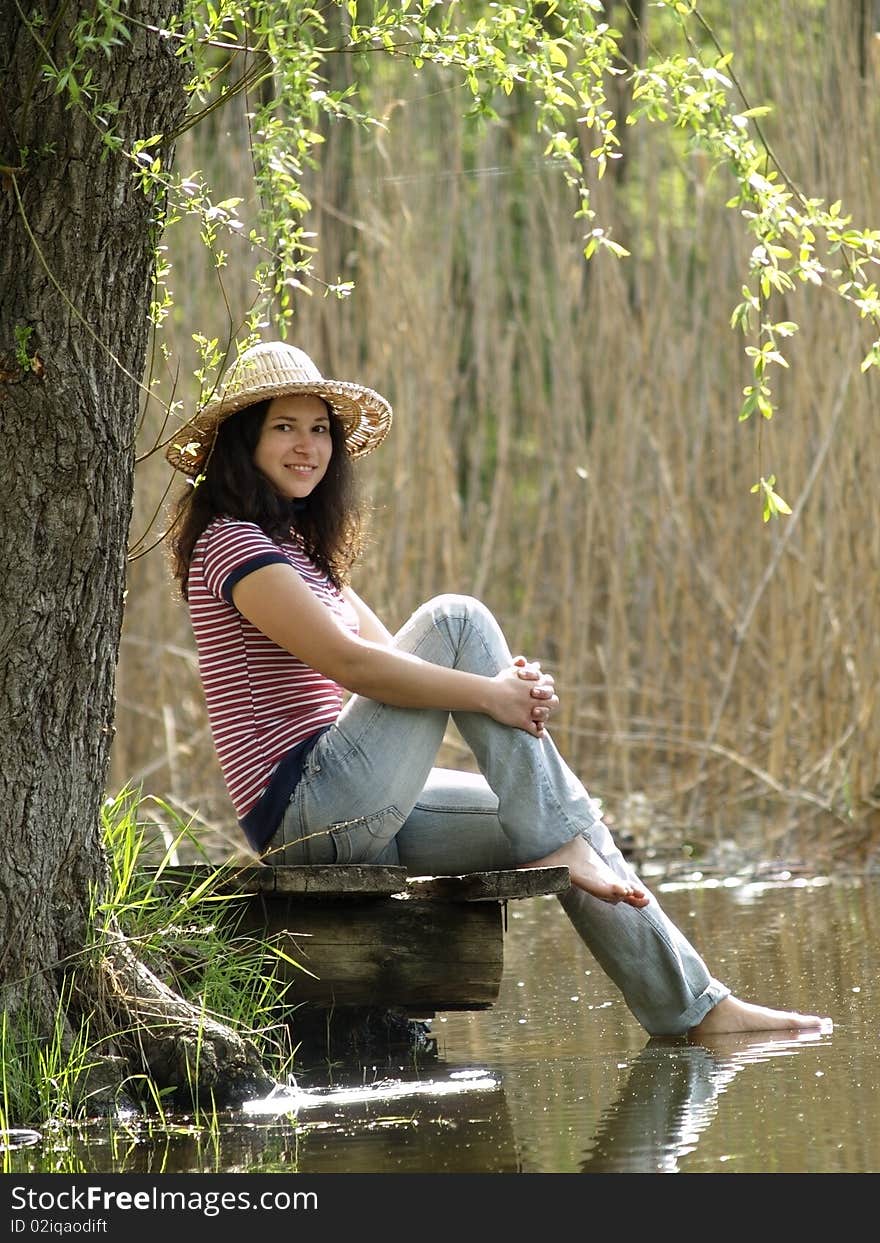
[
  {"left": 268, "top": 782, "right": 336, "bottom": 865},
  {"left": 329, "top": 806, "right": 404, "bottom": 864}
]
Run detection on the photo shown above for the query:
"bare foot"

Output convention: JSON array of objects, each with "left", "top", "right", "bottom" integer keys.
[
  {"left": 520, "top": 836, "right": 650, "bottom": 908},
  {"left": 690, "top": 995, "right": 833, "bottom": 1039},
  {"left": 689, "top": 1028, "right": 828, "bottom": 1060}
]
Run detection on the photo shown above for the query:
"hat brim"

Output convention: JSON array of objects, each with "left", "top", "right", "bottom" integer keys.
[{"left": 165, "top": 379, "right": 392, "bottom": 476}]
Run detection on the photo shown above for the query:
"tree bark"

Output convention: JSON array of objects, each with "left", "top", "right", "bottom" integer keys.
[{"left": 0, "top": 1, "right": 269, "bottom": 1108}]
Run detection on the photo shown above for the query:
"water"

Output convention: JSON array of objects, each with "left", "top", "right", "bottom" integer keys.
[{"left": 6, "top": 873, "right": 880, "bottom": 1174}]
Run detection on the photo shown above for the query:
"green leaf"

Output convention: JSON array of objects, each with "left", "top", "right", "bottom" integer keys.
[
  {"left": 753, "top": 475, "right": 791, "bottom": 521},
  {"left": 739, "top": 387, "right": 759, "bottom": 421}
]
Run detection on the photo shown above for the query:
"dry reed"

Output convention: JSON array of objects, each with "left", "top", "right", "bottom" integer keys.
[{"left": 112, "top": 2, "right": 880, "bottom": 871}]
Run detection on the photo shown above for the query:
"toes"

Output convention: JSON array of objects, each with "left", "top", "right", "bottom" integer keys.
[{"left": 624, "top": 891, "right": 650, "bottom": 908}]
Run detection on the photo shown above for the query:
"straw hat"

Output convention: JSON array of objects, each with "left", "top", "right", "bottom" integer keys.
[{"left": 166, "top": 341, "right": 393, "bottom": 476}]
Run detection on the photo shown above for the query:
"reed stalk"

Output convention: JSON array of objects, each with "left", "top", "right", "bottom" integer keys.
[{"left": 114, "top": 2, "right": 880, "bottom": 868}]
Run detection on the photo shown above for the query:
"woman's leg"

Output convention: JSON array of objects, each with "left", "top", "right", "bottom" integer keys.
[
  {"left": 394, "top": 767, "right": 728, "bottom": 1036},
  {"left": 397, "top": 770, "right": 830, "bottom": 1039},
  {"left": 273, "top": 593, "right": 606, "bottom": 869},
  {"left": 270, "top": 594, "right": 828, "bottom": 1036},
  {"left": 271, "top": 595, "right": 722, "bottom": 1033},
  {"left": 392, "top": 768, "right": 515, "bottom": 874}
]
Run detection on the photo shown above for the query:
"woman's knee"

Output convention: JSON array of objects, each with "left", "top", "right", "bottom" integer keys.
[
  {"left": 422, "top": 593, "right": 494, "bottom": 627},
  {"left": 397, "top": 593, "right": 509, "bottom": 664}
]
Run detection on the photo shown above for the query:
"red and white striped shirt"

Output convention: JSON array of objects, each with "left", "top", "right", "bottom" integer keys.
[{"left": 188, "top": 518, "right": 358, "bottom": 822}]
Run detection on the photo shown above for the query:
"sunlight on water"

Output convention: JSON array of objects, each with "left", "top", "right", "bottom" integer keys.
[
  {"left": 241, "top": 1070, "right": 499, "bottom": 1116},
  {"left": 657, "top": 872, "right": 833, "bottom": 899},
  {"left": 7, "top": 877, "right": 880, "bottom": 1174}
]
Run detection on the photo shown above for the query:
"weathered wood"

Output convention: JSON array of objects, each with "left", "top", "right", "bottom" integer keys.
[
  {"left": 155, "top": 863, "right": 408, "bottom": 897},
  {"left": 405, "top": 866, "right": 569, "bottom": 901},
  {"left": 236, "top": 895, "right": 504, "bottom": 1010},
  {"left": 143, "top": 863, "right": 571, "bottom": 1013},
  {"left": 153, "top": 863, "right": 568, "bottom": 900}
]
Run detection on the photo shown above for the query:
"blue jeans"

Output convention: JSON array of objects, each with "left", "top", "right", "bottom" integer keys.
[{"left": 267, "top": 594, "right": 729, "bottom": 1036}]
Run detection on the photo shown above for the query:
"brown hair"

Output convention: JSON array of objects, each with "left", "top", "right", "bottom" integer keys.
[{"left": 168, "top": 400, "right": 364, "bottom": 597}]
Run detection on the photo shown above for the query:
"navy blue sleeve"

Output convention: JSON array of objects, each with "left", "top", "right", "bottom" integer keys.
[{"left": 221, "top": 553, "right": 290, "bottom": 605}]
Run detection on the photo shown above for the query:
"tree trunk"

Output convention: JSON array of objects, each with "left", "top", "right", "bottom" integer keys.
[{"left": 0, "top": 1, "right": 268, "bottom": 1108}]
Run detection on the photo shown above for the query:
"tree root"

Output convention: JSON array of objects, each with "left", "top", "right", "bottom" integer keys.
[{"left": 89, "top": 923, "right": 276, "bottom": 1110}]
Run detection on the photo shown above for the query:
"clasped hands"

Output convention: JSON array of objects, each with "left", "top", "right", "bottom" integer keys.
[{"left": 513, "top": 654, "right": 558, "bottom": 736}]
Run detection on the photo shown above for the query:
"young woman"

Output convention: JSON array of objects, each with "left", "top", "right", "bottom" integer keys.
[{"left": 167, "top": 341, "right": 830, "bottom": 1040}]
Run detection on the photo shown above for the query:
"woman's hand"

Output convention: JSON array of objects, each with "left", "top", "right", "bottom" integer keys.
[
  {"left": 513, "top": 655, "right": 558, "bottom": 733},
  {"left": 490, "top": 658, "right": 559, "bottom": 736},
  {"left": 516, "top": 656, "right": 558, "bottom": 735}
]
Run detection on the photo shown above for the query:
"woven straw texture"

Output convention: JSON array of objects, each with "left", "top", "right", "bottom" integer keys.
[{"left": 166, "top": 343, "right": 392, "bottom": 475}]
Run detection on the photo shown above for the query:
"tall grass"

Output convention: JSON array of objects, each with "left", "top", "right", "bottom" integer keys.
[
  {"left": 97, "top": 789, "right": 301, "bottom": 1068},
  {"left": 0, "top": 792, "right": 300, "bottom": 1139},
  {"left": 113, "top": 1, "right": 880, "bottom": 867}
]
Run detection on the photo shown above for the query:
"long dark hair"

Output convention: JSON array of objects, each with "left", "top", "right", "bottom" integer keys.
[{"left": 169, "top": 400, "right": 364, "bottom": 597}]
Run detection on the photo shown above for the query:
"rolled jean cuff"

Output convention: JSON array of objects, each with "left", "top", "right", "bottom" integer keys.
[{"left": 662, "top": 979, "right": 732, "bottom": 1038}]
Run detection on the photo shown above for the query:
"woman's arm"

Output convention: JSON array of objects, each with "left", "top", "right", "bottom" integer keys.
[
  {"left": 232, "top": 563, "right": 553, "bottom": 735},
  {"left": 344, "top": 585, "right": 558, "bottom": 734},
  {"left": 342, "top": 585, "right": 394, "bottom": 646}
]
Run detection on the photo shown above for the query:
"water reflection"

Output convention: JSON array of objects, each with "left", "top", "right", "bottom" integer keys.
[
  {"left": 241, "top": 1068, "right": 500, "bottom": 1117},
  {"left": 234, "top": 1071, "right": 520, "bottom": 1174},
  {"left": 6, "top": 879, "right": 879, "bottom": 1174},
  {"left": 10, "top": 1031, "right": 836, "bottom": 1175},
  {"left": 0, "top": 1129, "right": 42, "bottom": 1152},
  {"left": 581, "top": 1031, "right": 829, "bottom": 1172}
]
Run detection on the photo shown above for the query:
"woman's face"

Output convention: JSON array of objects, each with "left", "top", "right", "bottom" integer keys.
[{"left": 253, "top": 394, "right": 333, "bottom": 499}]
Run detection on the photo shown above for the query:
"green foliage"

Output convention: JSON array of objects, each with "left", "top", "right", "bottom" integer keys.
[
  {"left": 10, "top": 1, "right": 880, "bottom": 519},
  {"left": 28, "top": 0, "right": 128, "bottom": 152},
  {"left": 95, "top": 789, "right": 300, "bottom": 1047},
  {"left": 0, "top": 790, "right": 300, "bottom": 1132},
  {"left": 13, "top": 323, "right": 35, "bottom": 369},
  {"left": 0, "top": 982, "right": 104, "bottom": 1148},
  {"left": 750, "top": 474, "right": 792, "bottom": 524}
]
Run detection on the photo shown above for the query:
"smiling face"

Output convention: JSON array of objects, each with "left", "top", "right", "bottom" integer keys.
[{"left": 252, "top": 393, "right": 333, "bottom": 500}]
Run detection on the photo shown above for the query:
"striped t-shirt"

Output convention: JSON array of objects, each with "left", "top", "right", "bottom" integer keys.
[{"left": 187, "top": 517, "right": 359, "bottom": 847}]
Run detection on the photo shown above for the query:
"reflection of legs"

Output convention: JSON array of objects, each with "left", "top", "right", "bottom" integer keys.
[
  {"left": 581, "top": 1044, "right": 723, "bottom": 1173},
  {"left": 581, "top": 1030, "right": 829, "bottom": 1172}
]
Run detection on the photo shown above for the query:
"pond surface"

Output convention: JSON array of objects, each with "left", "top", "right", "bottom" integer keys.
[{"left": 7, "top": 871, "right": 880, "bottom": 1175}]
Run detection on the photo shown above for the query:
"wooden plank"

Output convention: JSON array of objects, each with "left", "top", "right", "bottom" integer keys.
[
  {"left": 404, "top": 866, "right": 570, "bottom": 902},
  {"left": 148, "top": 863, "right": 570, "bottom": 901},
  {"left": 151, "top": 863, "right": 409, "bottom": 898},
  {"left": 238, "top": 896, "right": 504, "bottom": 1009},
  {"left": 139, "top": 862, "right": 569, "bottom": 1012},
  {"left": 269, "top": 865, "right": 409, "bottom": 896},
  {"left": 149, "top": 864, "right": 275, "bottom": 895}
]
